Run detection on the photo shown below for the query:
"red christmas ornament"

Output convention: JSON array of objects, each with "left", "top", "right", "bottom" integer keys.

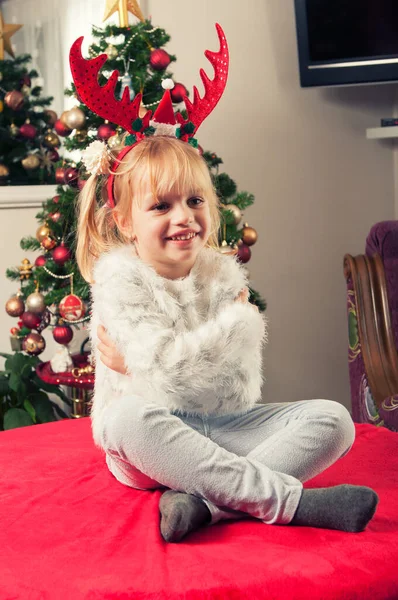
[
  {"left": 59, "top": 294, "right": 85, "bottom": 322},
  {"left": 55, "top": 168, "right": 66, "bottom": 184},
  {"left": 54, "top": 119, "right": 72, "bottom": 137},
  {"left": 52, "top": 242, "right": 71, "bottom": 266},
  {"left": 236, "top": 243, "right": 251, "bottom": 264},
  {"left": 20, "top": 74, "right": 31, "bottom": 88},
  {"left": 41, "top": 236, "right": 57, "bottom": 251},
  {"left": 5, "top": 90, "right": 24, "bottom": 111},
  {"left": 98, "top": 123, "right": 116, "bottom": 140},
  {"left": 21, "top": 311, "right": 42, "bottom": 330},
  {"left": 53, "top": 324, "right": 74, "bottom": 345},
  {"left": 44, "top": 109, "right": 58, "bottom": 126},
  {"left": 64, "top": 167, "right": 79, "bottom": 187},
  {"left": 52, "top": 194, "right": 60, "bottom": 203},
  {"left": 48, "top": 149, "right": 59, "bottom": 162},
  {"left": 35, "top": 255, "right": 47, "bottom": 267},
  {"left": 10, "top": 326, "right": 20, "bottom": 335},
  {"left": 170, "top": 82, "right": 188, "bottom": 103},
  {"left": 49, "top": 211, "right": 62, "bottom": 223},
  {"left": 19, "top": 122, "right": 38, "bottom": 139},
  {"left": 150, "top": 49, "right": 171, "bottom": 71}
]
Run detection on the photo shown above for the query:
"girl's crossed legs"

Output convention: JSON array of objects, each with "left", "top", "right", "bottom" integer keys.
[{"left": 101, "top": 397, "right": 355, "bottom": 525}]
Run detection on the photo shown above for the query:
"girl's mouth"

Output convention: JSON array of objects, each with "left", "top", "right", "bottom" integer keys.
[{"left": 166, "top": 232, "right": 198, "bottom": 245}]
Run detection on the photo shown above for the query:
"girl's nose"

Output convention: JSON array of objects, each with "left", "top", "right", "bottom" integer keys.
[{"left": 174, "top": 206, "right": 194, "bottom": 225}]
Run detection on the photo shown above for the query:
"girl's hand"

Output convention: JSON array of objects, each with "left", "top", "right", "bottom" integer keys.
[
  {"left": 97, "top": 325, "right": 128, "bottom": 375},
  {"left": 235, "top": 287, "right": 259, "bottom": 312}
]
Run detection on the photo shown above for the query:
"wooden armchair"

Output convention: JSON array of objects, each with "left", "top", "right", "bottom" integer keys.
[{"left": 343, "top": 221, "right": 398, "bottom": 431}]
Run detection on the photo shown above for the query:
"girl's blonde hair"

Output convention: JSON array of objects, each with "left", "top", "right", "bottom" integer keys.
[{"left": 76, "top": 136, "right": 221, "bottom": 283}]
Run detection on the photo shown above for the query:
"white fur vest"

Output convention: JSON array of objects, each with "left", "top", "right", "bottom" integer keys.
[{"left": 89, "top": 244, "right": 267, "bottom": 447}]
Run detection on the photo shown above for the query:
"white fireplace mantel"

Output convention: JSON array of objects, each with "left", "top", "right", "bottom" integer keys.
[{"left": 0, "top": 185, "right": 58, "bottom": 210}]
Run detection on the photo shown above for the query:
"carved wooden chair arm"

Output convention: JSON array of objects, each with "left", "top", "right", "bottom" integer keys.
[{"left": 344, "top": 253, "right": 398, "bottom": 409}]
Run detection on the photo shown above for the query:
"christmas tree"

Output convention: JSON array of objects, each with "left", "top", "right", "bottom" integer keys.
[
  {"left": 3, "top": 1, "right": 265, "bottom": 428},
  {"left": 0, "top": 11, "right": 60, "bottom": 185}
]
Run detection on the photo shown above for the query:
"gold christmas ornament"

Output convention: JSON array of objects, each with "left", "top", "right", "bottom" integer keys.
[
  {"left": 75, "top": 129, "right": 88, "bottom": 143},
  {"left": 36, "top": 224, "right": 52, "bottom": 243},
  {"left": 105, "top": 44, "right": 118, "bottom": 59},
  {"left": 0, "top": 164, "right": 10, "bottom": 178},
  {"left": 0, "top": 10, "right": 22, "bottom": 60},
  {"left": 5, "top": 295, "right": 25, "bottom": 317},
  {"left": 103, "top": 0, "right": 145, "bottom": 26},
  {"left": 107, "top": 132, "right": 124, "bottom": 149},
  {"left": 9, "top": 123, "right": 19, "bottom": 137},
  {"left": 241, "top": 223, "right": 258, "bottom": 246},
  {"left": 60, "top": 110, "right": 70, "bottom": 125},
  {"left": 219, "top": 240, "right": 238, "bottom": 256},
  {"left": 223, "top": 204, "right": 242, "bottom": 225},
  {"left": 26, "top": 291, "right": 46, "bottom": 314},
  {"left": 64, "top": 107, "right": 86, "bottom": 129},
  {"left": 22, "top": 332, "right": 46, "bottom": 356},
  {"left": 43, "top": 130, "right": 61, "bottom": 148},
  {"left": 22, "top": 154, "right": 40, "bottom": 170},
  {"left": 19, "top": 258, "right": 33, "bottom": 280},
  {"left": 0, "top": 100, "right": 3, "bottom": 112}
]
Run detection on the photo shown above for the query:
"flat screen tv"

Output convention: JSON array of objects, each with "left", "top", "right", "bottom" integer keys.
[{"left": 294, "top": 0, "right": 398, "bottom": 87}]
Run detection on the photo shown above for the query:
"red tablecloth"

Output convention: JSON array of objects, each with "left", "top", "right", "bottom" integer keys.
[{"left": 0, "top": 419, "right": 397, "bottom": 600}]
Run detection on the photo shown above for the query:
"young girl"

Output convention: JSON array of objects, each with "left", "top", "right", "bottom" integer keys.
[{"left": 71, "top": 26, "right": 378, "bottom": 543}]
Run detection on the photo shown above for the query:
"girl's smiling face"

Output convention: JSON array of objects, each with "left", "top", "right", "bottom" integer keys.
[{"left": 130, "top": 177, "right": 212, "bottom": 280}]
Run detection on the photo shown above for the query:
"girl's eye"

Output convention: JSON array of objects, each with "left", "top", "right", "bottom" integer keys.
[
  {"left": 152, "top": 197, "right": 204, "bottom": 211},
  {"left": 189, "top": 197, "right": 204, "bottom": 206}
]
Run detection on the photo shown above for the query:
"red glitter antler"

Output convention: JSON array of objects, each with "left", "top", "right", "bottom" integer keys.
[
  {"left": 176, "top": 23, "right": 229, "bottom": 134},
  {"left": 69, "top": 37, "right": 151, "bottom": 135}
]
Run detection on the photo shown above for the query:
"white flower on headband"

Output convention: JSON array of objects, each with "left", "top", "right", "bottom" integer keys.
[{"left": 81, "top": 140, "right": 111, "bottom": 175}]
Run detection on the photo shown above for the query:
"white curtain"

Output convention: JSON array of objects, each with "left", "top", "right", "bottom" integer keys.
[{"left": 1, "top": 0, "right": 149, "bottom": 115}]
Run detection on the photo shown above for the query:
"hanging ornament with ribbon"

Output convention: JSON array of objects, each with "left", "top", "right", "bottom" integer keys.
[{"left": 119, "top": 58, "right": 135, "bottom": 101}]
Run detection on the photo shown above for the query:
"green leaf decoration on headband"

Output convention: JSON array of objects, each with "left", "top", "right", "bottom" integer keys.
[
  {"left": 175, "top": 127, "right": 182, "bottom": 139},
  {"left": 183, "top": 121, "right": 195, "bottom": 135},
  {"left": 125, "top": 134, "right": 137, "bottom": 146},
  {"left": 144, "top": 126, "right": 156, "bottom": 136},
  {"left": 188, "top": 137, "right": 198, "bottom": 149},
  {"left": 132, "top": 118, "right": 143, "bottom": 132}
]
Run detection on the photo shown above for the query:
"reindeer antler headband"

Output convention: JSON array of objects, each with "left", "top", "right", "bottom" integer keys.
[{"left": 69, "top": 23, "right": 229, "bottom": 208}]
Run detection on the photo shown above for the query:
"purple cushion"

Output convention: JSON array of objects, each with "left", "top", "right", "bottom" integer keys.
[{"left": 366, "top": 221, "right": 398, "bottom": 351}]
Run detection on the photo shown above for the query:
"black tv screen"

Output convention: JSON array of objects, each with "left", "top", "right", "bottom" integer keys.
[{"left": 294, "top": 0, "right": 398, "bottom": 87}]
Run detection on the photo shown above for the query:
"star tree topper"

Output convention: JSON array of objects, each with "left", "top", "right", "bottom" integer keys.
[
  {"left": 0, "top": 10, "right": 22, "bottom": 60},
  {"left": 103, "top": 0, "right": 145, "bottom": 27}
]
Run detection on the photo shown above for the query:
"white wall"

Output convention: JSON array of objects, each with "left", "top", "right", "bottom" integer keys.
[
  {"left": 1, "top": 0, "right": 397, "bottom": 411},
  {"left": 148, "top": 0, "right": 396, "bottom": 408}
]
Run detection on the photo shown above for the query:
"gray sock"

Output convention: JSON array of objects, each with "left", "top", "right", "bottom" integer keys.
[
  {"left": 159, "top": 490, "right": 212, "bottom": 543},
  {"left": 291, "top": 484, "right": 379, "bottom": 532}
]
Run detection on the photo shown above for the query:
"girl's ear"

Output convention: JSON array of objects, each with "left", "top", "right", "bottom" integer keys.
[{"left": 113, "top": 211, "right": 132, "bottom": 238}]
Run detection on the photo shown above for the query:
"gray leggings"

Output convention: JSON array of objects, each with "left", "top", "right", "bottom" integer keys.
[{"left": 101, "top": 398, "right": 355, "bottom": 525}]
